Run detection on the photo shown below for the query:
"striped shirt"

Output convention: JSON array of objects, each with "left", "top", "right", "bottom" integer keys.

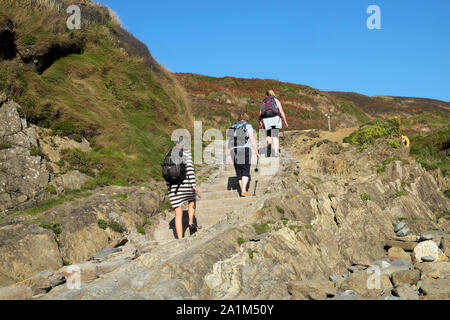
[{"left": 166, "top": 149, "right": 196, "bottom": 209}]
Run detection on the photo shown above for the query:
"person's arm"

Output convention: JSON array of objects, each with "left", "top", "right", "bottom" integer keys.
[
  {"left": 249, "top": 131, "right": 261, "bottom": 158},
  {"left": 186, "top": 151, "right": 197, "bottom": 192},
  {"left": 277, "top": 100, "right": 289, "bottom": 128},
  {"left": 258, "top": 110, "right": 264, "bottom": 129}
]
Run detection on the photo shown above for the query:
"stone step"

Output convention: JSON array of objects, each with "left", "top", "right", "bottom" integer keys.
[
  {"left": 199, "top": 179, "right": 272, "bottom": 193},
  {"left": 196, "top": 196, "right": 254, "bottom": 209},
  {"left": 199, "top": 190, "right": 242, "bottom": 200}
]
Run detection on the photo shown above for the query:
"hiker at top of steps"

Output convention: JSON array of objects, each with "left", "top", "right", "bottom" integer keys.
[
  {"left": 258, "top": 90, "right": 289, "bottom": 158},
  {"left": 164, "top": 137, "right": 198, "bottom": 239},
  {"left": 227, "top": 112, "right": 261, "bottom": 197}
]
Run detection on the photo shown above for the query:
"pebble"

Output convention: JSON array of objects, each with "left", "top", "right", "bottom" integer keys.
[
  {"left": 394, "top": 222, "right": 407, "bottom": 233},
  {"left": 421, "top": 256, "right": 436, "bottom": 263},
  {"left": 396, "top": 227, "right": 411, "bottom": 237}
]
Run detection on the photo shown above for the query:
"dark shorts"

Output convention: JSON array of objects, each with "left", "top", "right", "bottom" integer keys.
[
  {"left": 267, "top": 127, "right": 280, "bottom": 138},
  {"left": 231, "top": 147, "right": 251, "bottom": 180}
]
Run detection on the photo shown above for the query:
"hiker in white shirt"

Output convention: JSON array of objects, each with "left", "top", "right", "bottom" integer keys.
[{"left": 258, "top": 90, "right": 288, "bottom": 157}]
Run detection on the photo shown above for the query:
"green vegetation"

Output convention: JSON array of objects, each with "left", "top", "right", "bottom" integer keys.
[
  {"left": 97, "top": 219, "right": 107, "bottom": 230},
  {"left": 344, "top": 117, "right": 402, "bottom": 147},
  {"left": 253, "top": 223, "right": 269, "bottom": 235},
  {"left": 136, "top": 223, "right": 146, "bottom": 235},
  {"left": 396, "top": 191, "right": 408, "bottom": 197},
  {"left": 312, "top": 177, "right": 323, "bottom": 184},
  {"left": 1, "top": 0, "right": 191, "bottom": 189},
  {"left": 336, "top": 100, "right": 370, "bottom": 123},
  {"left": 435, "top": 210, "right": 449, "bottom": 222},
  {"left": 445, "top": 190, "right": 450, "bottom": 199},
  {"left": 30, "top": 145, "right": 44, "bottom": 157},
  {"left": 159, "top": 201, "right": 172, "bottom": 213},
  {"left": 360, "top": 193, "right": 372, "bottom": 201},
  {"left": 39, "top": 222, "right": 62, "bottom": 236},
  {"left": 237, "top": 237, "right": 248, "bottom": 245},
  {"left": 409, "top": 125, "right": 449, "bottom": 176},
  {"left": 248, "top": 249, "right": 258, "bottom": 260},
  {"left": 24, "top": 189, "right": 93, "bottom": 216},
  {"left": 0, "top": 141, "right": 12, "bottom": 150},
  {"left": 108, "top": 221, "right": 122, "bottom": 233},
  {"left": 281, "top": 218, "right": 289, "bottom": 226},
  {"left": 276, "top": 206, "right": 285, "bottom": 215},
  {"left": 143, "top": 216, "right": 152, "bottom": 226},
  {"left": 22, "top": 34, "right": 36, "bottom": 46},
  {"left": 113, "top": 194, "right": 128, "bottom": 201},
  {"left": 289, "top": 224, "right": 312, "bottom": 233},
  {"left": 45, "top": 184, "right": 57, "bottom": 195}
]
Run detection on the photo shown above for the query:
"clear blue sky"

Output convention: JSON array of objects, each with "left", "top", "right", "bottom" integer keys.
[{"left": 96, "top": 0, "right": 450, "bottom": 102}]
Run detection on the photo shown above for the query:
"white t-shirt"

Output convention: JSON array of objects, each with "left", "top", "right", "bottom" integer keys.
[{"left": 263, "top": 98, "right": 283, "bottom": 129}]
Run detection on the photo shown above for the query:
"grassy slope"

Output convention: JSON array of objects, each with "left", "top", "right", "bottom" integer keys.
[{"left": 0, "top": 0, "right": 192, "bottom": 186}]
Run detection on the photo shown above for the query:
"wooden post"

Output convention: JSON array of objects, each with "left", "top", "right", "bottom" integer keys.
[{"left": 325, "top": 113, "right": 332, "bottom": 132}]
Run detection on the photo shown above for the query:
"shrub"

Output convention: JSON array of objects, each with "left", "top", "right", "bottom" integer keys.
[
  {"left": 22, "top": 34, "right": 36, "bottom": 46},
  {"left": 51, "top": 121, "right": 77, "bottom": 136},
  {"left": 30, "top": 145, "right": 44, "bottom": 157},
  {"left": 97, "top": 219, "right": 107, "bottom": 230},
  {"left": 45, "top": 184, "right": 57, "bottom": 195},
  {"left": 0, "top": 141, "right": 12, "bottom": 150},
  {"left": 248, "top": 249, "right": 258, "bottom": 260},
  {"left": 360, "top": 193, "right": 371, "bottom": 201},
  {"left": 108, "top": 221, "right": 122, "bottom": 233},
  {"left": 343, "top": 117, "right": 402, "bottom": 146},
  {"left": 237, "top": 237, "right": 248, "bottom": 245},
  {"left": 73, "top": 134, "right": 83, "bottom": 143},
  {"left": 136, "top": 223, "right": 146, "bottom": 235},
  {"left": 253, "top": 223, "right": 269, "bottom": 235},
  {"left": 40, "top": 222, "right": 62, "bottom": 236}
]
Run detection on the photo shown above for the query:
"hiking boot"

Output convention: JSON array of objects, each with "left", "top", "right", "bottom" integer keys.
[{"left": 241, "top": 191, "right": 252, "bottom": 197}]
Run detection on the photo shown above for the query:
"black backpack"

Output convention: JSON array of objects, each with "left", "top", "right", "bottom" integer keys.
[
  {"left": 161, "top": 147, "right": 187, "bottom": 185},
  {"left": 261, "top": 96, "right": 280, "bottom": 118},
  {"left": 227, "top": 121, "right": 249, "bottom": 148}
]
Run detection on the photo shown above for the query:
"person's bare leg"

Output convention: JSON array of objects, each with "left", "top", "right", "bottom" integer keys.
[
  {"left": 241, "top": 176, "right": 249, "bottom": 193},
  {"left": 174, "top": 206, "right": 183, "bottom": 239},
  {"left": 188, "top": 200, "right": 196, "bottom": 226},
  {"left": 238, "top": 179, "right": 243, "bottom": 194},
  {"left": 273, "top": 137, "right": 280, "bottom": 157}
]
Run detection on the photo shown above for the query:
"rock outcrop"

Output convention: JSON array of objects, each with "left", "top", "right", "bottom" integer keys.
[
  {"left": 0, "top": 95, "right": 50, "bottom": 212},
  {"left": 1, "top": 128, "right": 448, "bottom": 300}
]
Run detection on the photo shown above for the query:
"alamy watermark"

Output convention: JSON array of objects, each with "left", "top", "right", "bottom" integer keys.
[
  {"left": 67, "top": 5, "right": 81, "bottom": 30},
  {"left": 367, "top": 5, "right": 381, "bottom": 30}
]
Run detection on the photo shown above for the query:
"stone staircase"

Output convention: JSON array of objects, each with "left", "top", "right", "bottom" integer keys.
[{"left": 152, "top": 156, "right": 278, "bottom": 241}]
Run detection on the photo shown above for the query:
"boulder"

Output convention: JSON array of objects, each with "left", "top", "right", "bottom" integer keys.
[
  {"left": 0, "top": 285, "right": 32, "bottom": 300},
  {"left": 385, "top": 239, "right": 417, "bottom": 252},
  {"left": 420, "top": 278, "right": 450, "bottom": 300},
  {"left": 391, "top": 270, "right": 420, "bottom": 286},
  {"left": 388, "top": 247, "right": 411, "bottom": 263},
  {"left": 416, "top": 262, "right": 450, "bottom": 280},
  {"left": 412, "top": 240, "right": 448, "bottom": 264},
  {"left": 393, "top": 284, "right": 419, "bottom": 300},
  {"left": 287, "top": 280, "right": 336, "bottom": 300},
  {"left": 52, "top": 170, "right": 89, "bottom": 192}
]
